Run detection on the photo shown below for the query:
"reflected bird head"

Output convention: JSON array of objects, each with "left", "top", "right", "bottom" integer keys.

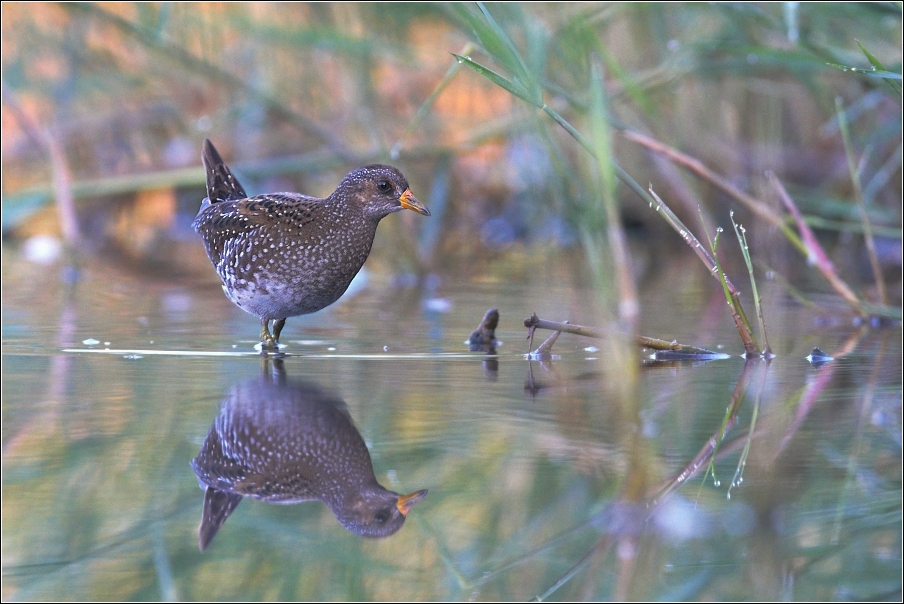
[{"left": 336, "top": 488, "right": 428, "bottom": 538}]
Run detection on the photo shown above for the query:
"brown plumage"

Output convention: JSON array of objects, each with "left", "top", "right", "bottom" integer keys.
[
  {"left": 193, "top": 139, "right": 429, "bottom": 349},
  {"left": 191, "top": 361, "right": 427, "bottom": 551}
]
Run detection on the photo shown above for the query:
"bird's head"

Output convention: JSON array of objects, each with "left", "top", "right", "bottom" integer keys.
[
  {"left": 333, "top": 487, "right": 428, "bottom": 538},
  {"left": 335, "top": 165, "right": 430, "bottom": 221}
]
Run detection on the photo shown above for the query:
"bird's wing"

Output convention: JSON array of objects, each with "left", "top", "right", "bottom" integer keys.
[
  {"left": 191, "top": 194, "right": 325, "bottom": 268},
  {"left": 191, "top": 434, "right": 248, "bottom": 495},
  {"left": 191, "top": 411, "right": 322, "bottom": 503},
  {"left": 193, "top": 194, "right": 321, "bottom": 232}
]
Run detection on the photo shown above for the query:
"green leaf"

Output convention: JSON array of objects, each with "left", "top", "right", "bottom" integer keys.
[
  {"left": 444, "top": 3, "right": 541, "bottom": 105},
  {"left": 588, "top": 57, "right": 616, "bottom": 200},
  {"left": 451, "top": 53, "right": 539, "bottom": 107},
  {"left": 857, "top": 40, "right": 890, "bottom": 71},
  {"left": 857, "top": 39, "right": 902, "bottom": 96},
  {"left": 828, "top": 63, "right": 903, "bottom": 80}
]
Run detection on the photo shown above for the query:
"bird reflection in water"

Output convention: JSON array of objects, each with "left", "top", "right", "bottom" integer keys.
[{"left": 191, "top": 359, "right": 427, "bottom": 551}]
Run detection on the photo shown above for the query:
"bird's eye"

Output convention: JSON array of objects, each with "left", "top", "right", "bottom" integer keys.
[
  {"left": 376, "top": 180, "right": 392, "bottom": 193},
  {"left": 374, "top": 511, "right": 390, "bottom": 524}
]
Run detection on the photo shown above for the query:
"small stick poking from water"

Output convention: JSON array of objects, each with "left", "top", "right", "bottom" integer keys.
[
  {"left": 529, "top": 327, "right": 562, "bottom": 359},
  {"left": 468, "top": 308, "right": 499, "bottom": 352}
]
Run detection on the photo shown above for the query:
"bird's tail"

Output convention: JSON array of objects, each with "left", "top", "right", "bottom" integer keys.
[
  {"left": 198, "top": 486, "right": 243, "bottom": 551},
  {"left": 202, "top": 139, "right": 248, "bottom": 204}
]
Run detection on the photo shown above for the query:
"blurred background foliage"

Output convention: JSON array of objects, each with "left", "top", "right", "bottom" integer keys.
[
  {"left": 2, "top": 4, "right": 902, "bottom": 601},
  {"left": 1, "top": 2, "right": 901, "bottom": 301}
]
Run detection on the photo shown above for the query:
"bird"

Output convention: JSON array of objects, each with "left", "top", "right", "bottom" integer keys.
[
  {"left": 192, "top": 139, "right": 430, "bottom": 350},
  {"left": 191, "top": 359, "right": 427, "bottom": 551}
]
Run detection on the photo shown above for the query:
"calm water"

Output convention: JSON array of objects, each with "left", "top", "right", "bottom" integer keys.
[{"left": 2, "top": 249, "right": 901, "bottom": 601}]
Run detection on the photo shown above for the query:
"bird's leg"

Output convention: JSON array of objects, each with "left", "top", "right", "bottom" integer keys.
[
  {"left": 272, "top": 319, "right": 286, "bottom": 344},
  {"left": 259, "top": 319, "right": 278, "bottom": 351}
]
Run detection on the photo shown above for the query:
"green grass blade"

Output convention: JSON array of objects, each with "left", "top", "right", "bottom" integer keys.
[
  {"left": 827, "top": 63, "right": 904, "bottom": 81},
  {"left": 445, "top": 4, "right": 541, "bottom": 104},
  {"left": 827, "top": 39, "right": 903, "bottom": 96},
  {"left": 452, "top": 53, "right": 537, "bottom": 106},
  {"left": 392, "top": 44, "right": 475, "bottom": 158},
  {"left": 857, "top": 40, "right": 897, "bottom": 71},
  {"left": 835, "top": 96, "right": 889, "bottom": 306},
  {"left": 475, "top": 3, "right": 539, "bottom": 97}
]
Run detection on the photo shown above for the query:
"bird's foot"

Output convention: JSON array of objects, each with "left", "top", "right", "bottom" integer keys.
[
  {"left": 272, "top": 319, "right": 286, "bottom": 343},
  {"left": 259, "top": 322, "right": 280, "bottom": 353}
]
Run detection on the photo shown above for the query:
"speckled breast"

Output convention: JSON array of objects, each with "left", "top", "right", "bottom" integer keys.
[{"left": 195, "top": 199, "right": 379, "bottom": 321}]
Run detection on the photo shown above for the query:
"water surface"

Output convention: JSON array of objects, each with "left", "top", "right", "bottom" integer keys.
[{"left": 2, "top": 251, "right": 901, "bottom": 601}]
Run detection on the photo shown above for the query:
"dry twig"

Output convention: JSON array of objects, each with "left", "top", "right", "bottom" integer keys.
[{"left": 523, "top": 314, "right": 723, "bottom": 357}]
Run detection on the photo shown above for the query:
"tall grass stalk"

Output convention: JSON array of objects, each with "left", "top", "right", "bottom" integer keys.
[
  {"left": 732, "top": 212, "right": 772, "bottom": 356},
  {"left": 647, "top": 186, "right": 759, "bottom": 353},
  {"left": 392, "top": 42, "right": 476, "bottom": 159},
  {"left": 835, "top": 96, "right": 889, "bottom": 307},
  {"left": 589, "top": 56, "right": 637, "bottom": 327}
]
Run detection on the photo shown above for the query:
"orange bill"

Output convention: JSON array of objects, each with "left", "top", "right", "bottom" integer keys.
[
  {"left": 399, "top": 189, "right": 430, "bottom": 216},
  {"left": 396, "top": 489, "right": 428, "bottom": 516}
]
